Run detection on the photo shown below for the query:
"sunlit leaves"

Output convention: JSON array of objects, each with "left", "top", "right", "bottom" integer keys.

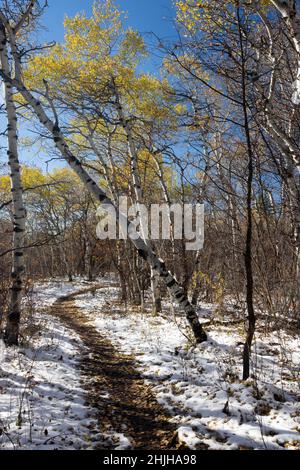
[
  {"left": 176, "top": 0, "right": 271, "bottom": 33},
  {"left": 119, "top": 29, "right": 147, "bottom": 65},
  {"left": 24, "top": 0, "right": 172, "bottom": 122}
]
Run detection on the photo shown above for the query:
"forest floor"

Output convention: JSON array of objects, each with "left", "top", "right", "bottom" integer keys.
[{"left": 1, "top": 277, "right": 300, "bottom": 450}]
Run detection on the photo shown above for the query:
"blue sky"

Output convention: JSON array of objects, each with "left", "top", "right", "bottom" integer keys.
[
  {"left": 42, "top": 0, "right": 175, "bottom": 43},
  {"left": 40, "top": 0, "right": 176, "bottom": 77}
]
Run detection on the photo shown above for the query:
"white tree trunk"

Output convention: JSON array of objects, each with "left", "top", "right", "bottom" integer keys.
[
  {"left": 0, "top": 24, "right": 26, "bottom": 345},
  {"left": 271, "top": 0, "right": 300, "bottom": 105},
  {"left": 153, "top": 154, "right": 176, "bottom": 264}
]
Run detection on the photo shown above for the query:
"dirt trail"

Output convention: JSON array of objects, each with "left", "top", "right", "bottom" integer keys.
[{"left": 50, "top": 285, "right": 177, "bottom": 450}]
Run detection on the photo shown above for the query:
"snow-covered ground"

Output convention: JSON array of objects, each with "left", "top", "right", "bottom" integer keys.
[
  {"left": 1, "top": 278, "right": 300, "bottom": 450},
  {"left": 0, "top": 278, "right": 130, "bottom": 450},
  {"left": 0, "top": 312, "right": 99, "bottom": 449},
  {"left": 74, "top": 284, "right": 300, "bottom": 450}
]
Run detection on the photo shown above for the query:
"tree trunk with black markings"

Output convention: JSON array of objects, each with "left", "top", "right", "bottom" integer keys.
[{"left": 0, "top": 23, "right": 26, "bottom": 346}]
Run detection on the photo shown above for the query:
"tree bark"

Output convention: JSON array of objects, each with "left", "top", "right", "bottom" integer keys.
[
  {"left": 237, "top": 6, "right": 256, "bottom": 380},
  {"left": 0, "top": 23, "right": 26, "bottom": 346}
]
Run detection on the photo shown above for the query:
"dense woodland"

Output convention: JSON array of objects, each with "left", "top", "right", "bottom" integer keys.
[{"left": 0, "top": 0, "right": 299, "bottom": 452}]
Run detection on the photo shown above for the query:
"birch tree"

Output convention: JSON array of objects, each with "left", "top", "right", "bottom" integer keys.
[{"left": 0, "top": 12, "right": 26, "bottom": 345}]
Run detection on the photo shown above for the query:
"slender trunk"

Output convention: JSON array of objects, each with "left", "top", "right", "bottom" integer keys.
[
  {"left": 83, "top": 224, "right": 94, "bottom": 281},
  {"left": 243, "top": 172, "right": 256, "bottom": 380},
  {"left": 284, "top": 171, "right": 300, "bottom": 276},
  {"left": 153, "top": 154, "right": 176, "bottom": 267},
  {"left": 0, "top": 24, "right": 26, "bottom": 346},
  {"left": 191, "top": 250, "right": 201, "bottom": 306},
  {"left": 237, "top": 6, "right": 256, "bottom": 380},
  {"left": 271, "top": 1, "right": 300, "bottom": 107},
  {"left": 150, "top": 270, "right": 162, "bottom": 314},
  {"left": 116, "top": 244, "right": 127, "bottom": 302}
]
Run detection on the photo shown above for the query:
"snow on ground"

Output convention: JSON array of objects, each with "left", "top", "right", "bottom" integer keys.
[
  {"left": 0, "top": 312, "right": 98, "bottom": 449},
  {"left": 0, "top": 277, "right": 124, "bottom": 450},
  {"left": 74, "top": 285, "right": 300, "bottom": 450},
  {"left": 1, "top": 278, "right": 299, "bottom": 450},
  {"left": 33, "top": 277, "right": 101, "bottom": 307}
]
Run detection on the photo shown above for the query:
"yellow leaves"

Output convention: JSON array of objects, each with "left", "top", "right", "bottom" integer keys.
[
  {"left": 0, "top": 166, "right": 91, "bottom": 225},
  {"left": 64, "top": 0, "right": 123, "bottom": 58},
  {"left": 128, "top": 74, "right": 172, "bottom": 123},
  {"left": 192, "top": 270, "right": 226, "bottom": 304},
  {"left": 0, "top": 167, "right": 46, "bottom": 194},
  {"left": 64, "top": 0, "right": 122, "bottom": 49},
  {"left": 112, "top": 149, "right": 166, "bottom": 199},
  {"left": 119, "top": 29, "right": 147, "bottom": 65},
  {"left": 0, "top": 175, "right": 10, "bottom": 193},
  {"left": 164, "top": 53, "right": 209, "bottom": 92},
  {"left": 91, "top": 0, "right": 123, "bottom": 30},
  {"left": 50, "top": 168, "right": 82, "bottom": 188},
  {"left": 176, "top": 0, "right": 210, "bottom": 31},
  {"left": 24, "top": 43, "right": 77, "bottom": 95},
  {"left": 174, "top": 103, "right": 187, "bottom": 115},
  {"left": 0, "top": 167, "right": 47, "bottom": 210},
  {"left": 23, "top": 0, "right": 177, "bottom": 151},
  {"left": 176, "top": 0, "right": 272, "bottom": 33},
  {"left": 25, "top": 1, "right": 151, "bottom": 104},
  {"left": 21, "top": 167, "right": 46, "bottom": 189},
  {"left": 33, "top": 168, "right": 83, "bottom": 207}
]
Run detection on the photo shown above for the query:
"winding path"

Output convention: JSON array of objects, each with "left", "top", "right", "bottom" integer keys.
[{"left": 50, "top": 285, "right": 178, "bottom": 450}]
